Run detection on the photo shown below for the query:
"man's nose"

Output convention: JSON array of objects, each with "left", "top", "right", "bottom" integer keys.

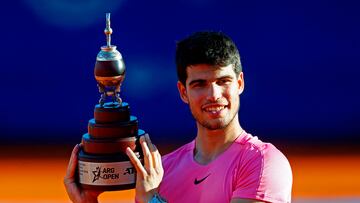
[{"left": 206, "top": 83, "right": 222, "bottom": 102}]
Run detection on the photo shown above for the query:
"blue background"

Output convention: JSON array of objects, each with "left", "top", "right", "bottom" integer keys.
[{"left": 1, "top": 0, "right": 359, "bottom": 147}]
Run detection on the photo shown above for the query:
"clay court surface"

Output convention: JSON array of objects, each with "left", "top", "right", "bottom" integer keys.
[{"left": 0, "top": 145, "right": 359, "bottom": 203}]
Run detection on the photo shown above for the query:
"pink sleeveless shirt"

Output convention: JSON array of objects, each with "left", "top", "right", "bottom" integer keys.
[{"left": 159, "top": 131, "right": 292, "bottom": 203}]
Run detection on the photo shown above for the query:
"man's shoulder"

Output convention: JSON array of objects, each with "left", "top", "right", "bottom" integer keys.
[
  {"left": 232, "top": 133, "right": 293, "bottom": 202},
  {"left": 233, "top": 132, "right": 292, "bottom": 174}
]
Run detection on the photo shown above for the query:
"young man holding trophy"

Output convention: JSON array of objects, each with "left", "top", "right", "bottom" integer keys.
[{"left": 64, "top": 25, "right": 292, "bottom": 203}]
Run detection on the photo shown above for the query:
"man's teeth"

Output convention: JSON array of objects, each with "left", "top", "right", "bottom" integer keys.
[{"left": 205, "top": 106, "right": 225, "bottom": 112}]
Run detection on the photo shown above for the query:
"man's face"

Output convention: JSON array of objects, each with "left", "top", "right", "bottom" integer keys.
[{"left": 177, "top": 64, "right": 244, "bottom": 130}]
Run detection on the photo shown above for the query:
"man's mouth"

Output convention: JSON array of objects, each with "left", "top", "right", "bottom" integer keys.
[
  {"left": 204, "top": 106, "right": 225, "bottom": 112},
  {"left": 202, "top": 104, "right": 228, "bottom": 114}
]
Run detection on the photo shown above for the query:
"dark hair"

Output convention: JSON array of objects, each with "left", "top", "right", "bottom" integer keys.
[{"left": 176, "top": 31, "right": 242, "bottom": 85}]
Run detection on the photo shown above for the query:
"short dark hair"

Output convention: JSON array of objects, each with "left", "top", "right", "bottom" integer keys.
[{"left": 176, "top": 31, "right": 242, "bottom": 85}]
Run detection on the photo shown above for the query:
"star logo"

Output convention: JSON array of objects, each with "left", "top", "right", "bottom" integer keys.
[{"left": 92, "top": 166, "right": 101, "bottom": 183}]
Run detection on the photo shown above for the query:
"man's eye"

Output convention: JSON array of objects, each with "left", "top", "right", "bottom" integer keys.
[
  {"left": 218, "top": 79, "right": 231, "bottom": 84},
  {"left": 193, "top": 82, "right": 206, "bottom": 87}
]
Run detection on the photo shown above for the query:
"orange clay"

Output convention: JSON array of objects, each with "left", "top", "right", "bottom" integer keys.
[{"left": 0, "top": 155, "right": 359, "bottom": 202}]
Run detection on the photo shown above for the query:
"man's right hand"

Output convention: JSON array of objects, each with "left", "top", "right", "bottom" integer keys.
[
  {"left": 126, "top": 134, "right": 164, "bottom": 203},
  {"left": 63, "top": 144, "right": 103, "bottom": 203}
]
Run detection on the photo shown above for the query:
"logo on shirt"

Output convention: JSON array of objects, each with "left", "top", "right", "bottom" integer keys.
[{"left": 194, "top": 173, "right": 211, "bottom": 185}]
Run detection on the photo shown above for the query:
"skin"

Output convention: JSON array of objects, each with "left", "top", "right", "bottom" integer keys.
[
  {"left": 177, "top": 64, "right": 265, "bottom": 203},
  {"left": 63, "top": 144, "right": 103, "bottom": 203},
  {"left": 64, "top": 135, "right": 163, "bottom": 203},
  {"left": 64, "top": 64, "right": 265, "bottom": 202},
  {"left": 177, "top": 64, "right": 244, "bottom": 165},
  {"left": 126, "top": 134, "right": 164, "bottom": 203}
]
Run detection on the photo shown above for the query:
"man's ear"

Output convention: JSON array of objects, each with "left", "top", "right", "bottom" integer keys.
[
  {"left": 237, "top": 72, "right": 245, "bottom": 95},
  {"left": 177, "top": 81, "right": 189, "bottom": 104}
]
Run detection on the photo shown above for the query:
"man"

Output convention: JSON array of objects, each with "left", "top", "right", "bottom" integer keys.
[{"left": 64, "top": 31, "right": 292, "bottom": 203}]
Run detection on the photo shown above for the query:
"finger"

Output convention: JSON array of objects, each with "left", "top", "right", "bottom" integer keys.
[
  {"left": 126, "top": 147, "right": 147, "bottom": 177},
  {"left": 154, "top": 149, "right": 163, "bottom": 173},
  {"left": 145, "top": 133, "right": 156, "bottom": 152},
  {"left": 65, "top": 144, "right": 80, "bottom": 181},
  {"left": 145, "top": 134, "right": 159, "bottom": 168},
  {"left": 64, "top": 144, "right": 81, "bottom": 201},
  {"left": 144, "top": 134, "right": 162, "bottom": 169},
  {"left": 140, "top": 135, "right": 153, "bottom": 172}
]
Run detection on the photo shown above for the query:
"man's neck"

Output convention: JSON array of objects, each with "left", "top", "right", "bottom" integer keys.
[{"left": 194, "top": 117, "right": 243, "bottom": 165}]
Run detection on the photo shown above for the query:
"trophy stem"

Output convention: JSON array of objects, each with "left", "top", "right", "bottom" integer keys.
[{"left": 105, "top": 13, "right": 112, "bottom": 47}]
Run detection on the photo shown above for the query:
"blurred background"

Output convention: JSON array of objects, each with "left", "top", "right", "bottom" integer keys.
[{"left": 0, "top": 0, "right": 359, "bottom": 202}]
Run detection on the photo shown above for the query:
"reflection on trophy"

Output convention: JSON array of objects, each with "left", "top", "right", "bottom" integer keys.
[{"left": 77, "top": 13, "right": 144, "bottom": 191}]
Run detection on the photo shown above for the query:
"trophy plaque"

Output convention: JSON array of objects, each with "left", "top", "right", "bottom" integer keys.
[{"left": 77, "top": 13, "right": 144, "bottom": 191}]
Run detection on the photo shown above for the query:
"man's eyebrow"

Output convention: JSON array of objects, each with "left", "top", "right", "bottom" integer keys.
[
  {"left": 218, "top": 75, "right": 234, "bottom": 80},
  {"left": 188, "top": 79, "right": 206, "bottom": 86},
  {"left": 188, "top": 75, "right": 234, "bottom": 86}
]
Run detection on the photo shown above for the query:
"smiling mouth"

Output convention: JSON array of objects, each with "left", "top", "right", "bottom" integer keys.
[{"left": 202, "top": 105, "right": 228, "bottom": 113}]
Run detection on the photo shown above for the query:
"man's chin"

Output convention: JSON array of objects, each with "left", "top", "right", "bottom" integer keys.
[{"left": 201, "top": 120, "right": 229, "bottom": 130}]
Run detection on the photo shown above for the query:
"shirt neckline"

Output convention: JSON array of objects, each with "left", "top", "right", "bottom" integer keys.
[{"left": 189, "top": 130, "right": 249, "bottom": 167}]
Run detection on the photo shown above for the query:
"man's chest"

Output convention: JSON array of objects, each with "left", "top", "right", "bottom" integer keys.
[{"left": 159, "top": 159, "right": 236, "bottom": 202}]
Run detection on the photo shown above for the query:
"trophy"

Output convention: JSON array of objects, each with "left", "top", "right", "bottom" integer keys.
[{"left": 77, "top": 13, "right": 144, "bottom": 191}]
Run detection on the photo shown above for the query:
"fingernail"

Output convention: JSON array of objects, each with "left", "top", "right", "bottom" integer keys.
[{"left": 145, "top": 134, "right": 151, "bottom": 143}]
